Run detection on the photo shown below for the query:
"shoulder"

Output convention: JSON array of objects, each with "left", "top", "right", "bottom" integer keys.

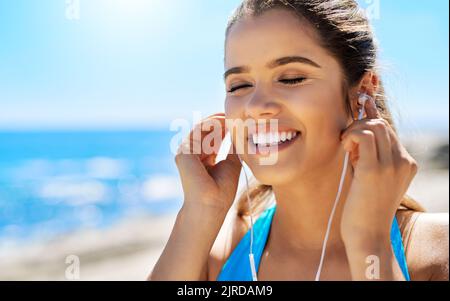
[
  {"left": 206, "top": 207, "right": 256, "bottom": 280},
  {"left": 396, "top": 209, "right": 449, "bottom": 281}
]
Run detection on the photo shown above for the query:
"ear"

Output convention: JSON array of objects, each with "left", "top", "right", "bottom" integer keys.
[{"left": 348, "top": 71, "right": 379, "bottom": 120}]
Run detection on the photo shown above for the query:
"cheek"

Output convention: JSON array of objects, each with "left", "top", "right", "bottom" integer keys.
[
  {"left": 288, "top": 85, "right": 339, "bottom": 123},
  {"left": 224, "top": 97, "right": 245, "bottom": 148},
  {"left": 286, "top": 84, "right": 347, "bottom": 147},
  {"left": 224, "top": 97, "right": 240, "bottom": 119}
]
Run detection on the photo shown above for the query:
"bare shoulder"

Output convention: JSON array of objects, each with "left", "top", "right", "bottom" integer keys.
[
  {"left": 207, "top": 207, "right": 252, "bottom": 281},
  {"left": 396, "top": 210, "right": 449, "bottom": 281}
]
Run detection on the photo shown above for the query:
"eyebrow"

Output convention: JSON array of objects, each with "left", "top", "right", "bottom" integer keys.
[{"left": 223, "top": 56, "right": 321, "bottom": 80}]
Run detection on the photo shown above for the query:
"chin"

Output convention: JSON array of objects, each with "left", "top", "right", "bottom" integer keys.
[{"left": 249, "top": 161, "right": 300, "bottom": 186}]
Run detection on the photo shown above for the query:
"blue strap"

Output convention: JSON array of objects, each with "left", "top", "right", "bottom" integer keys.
[
  {"left": 217, "top": 205, "right": 276, "bottom": 281},
  {"left": 391, "top": 216, "right": 411, "bottom": 280},
  {"left": 217, "top": 205, "right": 410, "bottom": 281}
]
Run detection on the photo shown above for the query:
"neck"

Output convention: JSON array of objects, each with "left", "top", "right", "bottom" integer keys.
[{"left": 269, "top": 149, "right": 353, "bottom": 252}]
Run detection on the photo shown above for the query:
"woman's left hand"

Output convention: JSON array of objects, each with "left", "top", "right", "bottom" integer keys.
[{"left": 339, "top": 96, "right": 419, "bottom": 242}]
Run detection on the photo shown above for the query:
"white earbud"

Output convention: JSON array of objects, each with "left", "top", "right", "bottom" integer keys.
[{"left": 357, "top": 92, "right": 372, "bottom": 119}]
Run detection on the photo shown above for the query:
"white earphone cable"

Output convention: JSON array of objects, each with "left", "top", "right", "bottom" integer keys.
[
  {"left": 314, "top": 149, "right": 350, "bottom": 280},
  {"left": 314, "top": 94, "right": 368, "bottom": 281},
  {"left": 239, "top": 156, "right": 258, "bottom": 281}
]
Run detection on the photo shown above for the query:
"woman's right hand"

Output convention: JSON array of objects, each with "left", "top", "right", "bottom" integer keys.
[{"left": 175, "top": 113, "right": 242, "bottom": 214}]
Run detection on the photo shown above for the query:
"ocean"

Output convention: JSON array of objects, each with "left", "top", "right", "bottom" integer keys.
[{"left": 0, "top": 130, "right": 183, "bottom": 244}]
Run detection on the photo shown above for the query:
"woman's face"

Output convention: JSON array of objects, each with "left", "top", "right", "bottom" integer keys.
[{"left": 224, "top": 9, "right": 353, "bottom": 186}]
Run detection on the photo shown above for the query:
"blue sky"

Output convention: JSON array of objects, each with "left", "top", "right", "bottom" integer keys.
[{"left": 0, "top": 0, "right": 448, "bottom": 135}]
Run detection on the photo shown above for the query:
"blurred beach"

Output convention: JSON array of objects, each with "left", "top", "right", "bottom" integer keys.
[
  {"left": 0, "top": 130, "right": 183, "bottom": 280},
  {"left": 0, "top": 130, "right": 447, "bottom": 280}
]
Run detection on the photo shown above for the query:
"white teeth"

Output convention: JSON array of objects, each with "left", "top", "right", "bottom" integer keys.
[
  {"left": 252, "top": 134, "right": 258, "bottom": 145},
  {"left": 271, "top": 132, "right": 279, "bottom": 144},
  {"left": 251, "top": 131, "right": 299, "bottom": 145},
  {"left": 254, "top": 132, "right": 267, "bottom": 145},
  {"left": 255, "top": 133, "right": 263, "bottom": 145}
]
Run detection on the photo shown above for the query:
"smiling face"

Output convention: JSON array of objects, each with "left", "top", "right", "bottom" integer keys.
[{"left": 224, "top": 9, "right": 354, "bottom": 186}]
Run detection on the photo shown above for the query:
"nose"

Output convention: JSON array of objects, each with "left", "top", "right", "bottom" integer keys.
[{"left": 244, "top": 89, "right": 281, "bottom": 120}]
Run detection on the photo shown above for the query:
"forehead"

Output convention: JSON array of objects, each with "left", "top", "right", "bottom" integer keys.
[{"left": 225, "top": 9, "right": 327, "bottom": 69}]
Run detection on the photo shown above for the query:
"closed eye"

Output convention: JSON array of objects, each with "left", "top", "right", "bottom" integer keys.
[
  {"left": 279, "top": 77, "right": 307, "bottom": 85},
  {"left": 227, "top": 77, "right": 307, "bottom": 93},
  {"left": 227, "top": 84, "right": 253, "bottom": 93}
]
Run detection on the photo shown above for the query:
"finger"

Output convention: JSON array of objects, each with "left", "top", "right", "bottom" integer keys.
[
  {"left": 176, "top": 115, "right": 226, "bottom": 164},
  {"left": 202, "top": 115, "right": 226, "bottom": 137},
  {"left": 365, "top": 96, "right": 382, "bottom": 119},
  {"left": 374, "top": 119, "right": 411, "bottom": 165},
  {"left": 190, "top": 115, "right": 226, "bottom": 141},
  {"left": 341, "top": 129, "right": 378, "bottom": 170},
  {"left": 387, "top": 128, "right": 416, "bottom": 172},
  {"left": 175, "top": 152, "right": 211, "bottom": 189},
  {"left": 386, "top": 130, "right": 419, "bottom": 198},
  {"left": 348, "top": 120, "right": 393, "bottom": 167},
  {"left": 370, "top": 120, "right": 392, "bottom": 167},
  {"left": 200, "top": 117, "right": 227, "bottom": 163},
  {"left": 211, "top": 143, "right": 242, "bottom": 182},
  {"left": 205, "top": 112, "right": 226, "bottom": 119},
  {"left": 189, "top": 116, "right": 226, "bottom": 159},
  {"left": 175, "top": 114, "right": 227, "bottom": 187},
  {"left": 384, "top": 123, "right": 405, "bottom": 161}
]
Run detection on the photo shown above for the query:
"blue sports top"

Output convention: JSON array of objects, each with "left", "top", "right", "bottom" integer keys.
[{"left": 217, "top": 204, "right": 410, "bottom": 281}]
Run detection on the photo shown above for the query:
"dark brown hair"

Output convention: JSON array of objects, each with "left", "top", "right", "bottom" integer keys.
[{"left": 225, "top": 0, "right": 425, "bottom": 217}]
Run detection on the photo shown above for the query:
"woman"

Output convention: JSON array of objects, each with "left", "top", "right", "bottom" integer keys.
[{"left": 150, "top": 0, "right": 448, "bottom": 281}]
